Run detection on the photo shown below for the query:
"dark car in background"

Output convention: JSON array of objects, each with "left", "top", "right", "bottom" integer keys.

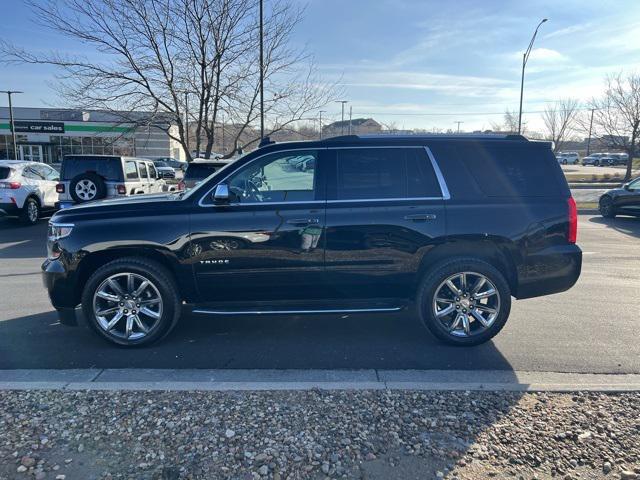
[
  {"left": 42, "top": 134, "right": 581, "bottom": 347},
  {"left": 599, "top": 177, "right": 640, "bottom": 218},
  {"left": 180, "top": 160, "right": 233, "bottom": 190}
]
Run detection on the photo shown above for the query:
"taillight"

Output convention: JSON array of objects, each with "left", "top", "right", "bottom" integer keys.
[
  {"left": 116, "top": 184, "right": 126, "bottom": 194},
  {"left": 0, "top": 181, "right": 21, "bottom": 189},
  {"left": 56, "top": 183, "right": 65, "bottom": 193},
  {"left": 567, "top": 197, "right": 577, "bottom": 244}
]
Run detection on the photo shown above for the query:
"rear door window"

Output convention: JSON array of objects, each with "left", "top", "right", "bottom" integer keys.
[{"left": 333, "top": 148, "right": 441, "bottom": 200}]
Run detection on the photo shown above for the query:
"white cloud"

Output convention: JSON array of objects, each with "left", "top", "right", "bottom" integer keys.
[{"left": 544, "top": 23, "right": 592, "bottom": 39}]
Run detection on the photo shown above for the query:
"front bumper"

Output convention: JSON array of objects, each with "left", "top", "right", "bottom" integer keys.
[{"left": 516, "top": 244, "right": 582, "bottom": 299}]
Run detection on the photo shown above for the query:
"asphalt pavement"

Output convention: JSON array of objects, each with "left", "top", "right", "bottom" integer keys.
[{"left": 1, "top": 214, "right": 639, "bottom": 373}]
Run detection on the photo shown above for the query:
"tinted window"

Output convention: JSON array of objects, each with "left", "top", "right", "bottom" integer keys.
[
  {"left": 124, "top": 161, "right": 138, "bottom": 180},
  {"left": 335, "top": 148, "right": 441, "bottom": 200},
  {"left": 61, "top": 156, "right": 123, "bottom": 181},
  {"left": 430, "top": 142, "right": 567, "bottom": 198},
  {"left": 23, "top": 166, "right": 44, "bottom": 180},
  {"left": 184, "top": 163, "right": 222, "bottom": 181},
  {"left": 0, "top": 167, "right": 11, "bottom": 180}
]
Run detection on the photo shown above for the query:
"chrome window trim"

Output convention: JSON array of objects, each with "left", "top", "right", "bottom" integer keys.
[
  {"left": 424, "top": 146, "right": 451, "bottom": 200},
  {"left": 197, "top": 144, "right": 452, "bottom": 207},
  {"left": 198, "top": 147, "right": 325, "bottom": 208}
]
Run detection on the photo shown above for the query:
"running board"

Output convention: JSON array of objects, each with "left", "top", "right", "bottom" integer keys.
[{"left": 192, "top": 306, "right": 403, "bottom": 316}]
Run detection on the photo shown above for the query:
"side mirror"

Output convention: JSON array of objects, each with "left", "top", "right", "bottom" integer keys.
[
  {"left": 213, "top": 183, "right": 230, "bottom": 203},
  {"left": 623, "top": 183, "right": 630, "bottom": 191}
]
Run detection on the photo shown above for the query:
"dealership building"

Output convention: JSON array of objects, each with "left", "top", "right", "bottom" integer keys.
[{"left": 0, "top": 107, "right": 185, "bottom": 163}]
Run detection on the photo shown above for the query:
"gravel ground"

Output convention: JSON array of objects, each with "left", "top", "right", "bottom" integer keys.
[{"left": 1, "top": 390, "right": 639, "bottom": 480}]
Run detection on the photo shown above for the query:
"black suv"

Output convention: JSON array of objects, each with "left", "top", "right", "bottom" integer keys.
[{"left": 42, "top": 135, "right": 581, "bottom": 347}]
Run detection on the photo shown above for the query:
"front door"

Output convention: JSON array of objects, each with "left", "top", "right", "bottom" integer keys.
[
  {"left": 189, "top": 149, "right": 328, "bottom": 303},
  {"left": 323, "top": 146, "right": 446, "bottom": 300},
  {"left": 19, "top": 145, "right": 43, "bottom": 162},
  {"left": 618, "top": 178, "right": 640, "bottom": 215}
]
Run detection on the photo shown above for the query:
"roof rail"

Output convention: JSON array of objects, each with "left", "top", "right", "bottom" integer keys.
[{"left": 321, "top": 135, "right": 360, "bottom": 142}]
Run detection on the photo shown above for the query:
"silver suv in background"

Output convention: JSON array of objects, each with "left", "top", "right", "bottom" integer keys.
[
  {"left": 557, "top": 152, "right": 579, "bottom": 165},
  {"left": 56, "top": 155, "right": 169, "bottom": 208}
]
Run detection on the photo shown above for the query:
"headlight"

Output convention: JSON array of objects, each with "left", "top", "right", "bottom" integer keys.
[{"left": 48, "top": 223, "right": 74, "bottom": 242}]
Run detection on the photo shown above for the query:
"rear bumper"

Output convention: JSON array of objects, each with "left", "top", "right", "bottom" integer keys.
[{"left": 516, "top": 244, "right": 582, "bottom": 299}]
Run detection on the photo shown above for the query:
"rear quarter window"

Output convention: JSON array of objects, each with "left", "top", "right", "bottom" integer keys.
[
  {"left": 0, "top": 166, "right": 11, "bottom": 180},
  {"left": 61, "top": 156, "right": 124, "bottom": 182},
  {"left": 429, "top": 142, "right": 568, "bottom": 198}
]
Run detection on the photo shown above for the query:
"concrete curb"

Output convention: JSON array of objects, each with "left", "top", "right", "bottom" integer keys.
[{"left": 2, "top": 369, "right": 640, "bottom": 392}]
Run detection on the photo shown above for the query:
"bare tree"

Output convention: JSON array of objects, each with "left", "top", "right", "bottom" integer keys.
[
  {"left": 490, "top": 109, "right": 522, "bottom": 134},
  {"left": 0, "top": 0, "right": 337, "bottom": 161},
  {"left": 589, "top": 72, "right": 640, "bottom": 180},
  {"left": 542, "top": 98, "right": 580, "bottom": 153}
]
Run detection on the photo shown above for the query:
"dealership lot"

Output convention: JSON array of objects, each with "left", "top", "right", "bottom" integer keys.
[{"left": 0, "top": 214, "right": 639, "bottom": 373}]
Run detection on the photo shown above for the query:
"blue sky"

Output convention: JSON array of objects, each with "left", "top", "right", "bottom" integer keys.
[{"left": 2, "top": 0, "right": 640, "bottom": 132}]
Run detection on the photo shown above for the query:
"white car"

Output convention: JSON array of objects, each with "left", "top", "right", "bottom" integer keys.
[
  {"left": 557, "top": 152, "right": 580, "bottom": 165},
  {"left": 0, "top": 160, "right": 60, "bottom": 225}
]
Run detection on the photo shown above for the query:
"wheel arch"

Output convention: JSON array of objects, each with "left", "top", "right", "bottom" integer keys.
[
  {"left": 417, "top": 236, "right": 520, "bottom": 296},
  {"left": 74, "top": 247, "right": 193, "bottom": 305}
]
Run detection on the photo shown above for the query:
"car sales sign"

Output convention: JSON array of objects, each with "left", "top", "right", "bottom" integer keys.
[{"left": 14, "top": 121, "right": 65, "bottom": 133}]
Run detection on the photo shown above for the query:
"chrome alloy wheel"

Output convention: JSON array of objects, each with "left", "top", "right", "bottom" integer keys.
[
  {"left": 75, "top": 179, "right": 97, "bottom": 201},
  {"left": 433, "top": 271, "right": 500, "bottom": 337},
  {"left": 27, "top": 201, "right": 38, "bottom": 223},
  {"left": 92, "top": 273, "right": 163, "bottom": 340}
]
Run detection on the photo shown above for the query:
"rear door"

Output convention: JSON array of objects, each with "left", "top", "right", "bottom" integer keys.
[
  {"left": 323, "top": 146, "right": 446, "bottom": 300},
  {"left": 618, "top": 178, "right": 640, "bottom": 215}
]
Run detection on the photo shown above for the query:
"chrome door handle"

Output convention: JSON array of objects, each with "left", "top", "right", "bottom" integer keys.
[
  {"left": 287, "top": 218, "right": 320, "bottom": 226},
  {"left": 403, "top": 213, "right": 437, "bottom": 221}
]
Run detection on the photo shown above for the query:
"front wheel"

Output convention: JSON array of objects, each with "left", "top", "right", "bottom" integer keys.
[
  {"left": 417, "top": 258, "right": 511, "bottom": 346},
  {"left": 81, "top": 257, "right": 181, "bottom": 346}
]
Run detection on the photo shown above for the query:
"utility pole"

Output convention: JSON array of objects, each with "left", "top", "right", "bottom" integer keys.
[
  {"left": 348, "top": 105, "right": 353, "bottom": 135},
  {"left": 336, "top": 100, "right": 348, "bottom": 135},
  {"left": 319, "top": 110, "right": 326, "bottom": 139},
  {"left": 455, "top": 121, "right": 464, "bottom": 133},
  {"left": 1, "top": 90, "right": 23, "bottom": 159},
  {"left": 518, "top": 18, "right": 548, "bottom": 134},
  {"left": 586, "top": 108, "right": 595, "bottom": 156},
  {"left": 259, "top": 0, "right": 264, "bottom": 140}
]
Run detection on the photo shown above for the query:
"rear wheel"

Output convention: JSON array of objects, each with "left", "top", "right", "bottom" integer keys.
[
  {"left": 81, "top": 257, "right": 181, "bottom": 347},
  {"left": 417, "top": 258, "right": 511, "bottom": 346},
  {"left": 19, "top": 197, "right": 40, "bottom": 225},
  {"left": 599, "top": 196, "right": 616, "bottom": 218}
]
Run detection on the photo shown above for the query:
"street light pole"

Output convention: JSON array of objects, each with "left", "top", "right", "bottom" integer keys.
[
  {"left": 455, "top": 121, "right": 463, "bottom": 133},
  {"left": 259, "top": 0, "right": 264, "bottom": 140},
  {"left": 1, "top": 90, "right": 23, "bottom": 159},
  {"left": 517, "top": 18, "right": 548, "bottom": 134},
  {"left": 348, "top": 105, "right": 353, "bottom": 135},
  {"left": 336, "top": 100, "right": 348, "bottom": 135}
]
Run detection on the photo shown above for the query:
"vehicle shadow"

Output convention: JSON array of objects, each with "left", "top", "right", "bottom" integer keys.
[{"left": 589, "top": 215, "right": 640, "bottom": 239}]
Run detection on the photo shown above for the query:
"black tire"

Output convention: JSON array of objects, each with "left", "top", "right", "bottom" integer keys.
[
  {"left": 69, "top": 173, "right": 107, "bottom": 203},
  {"left": 81, "top": 257, "right": 181, "bottom": 347},
  {"left": 19, "top": 197, "right": 40, "bottom": 225},
  {"left": 416, "top": 258, "right": 511, "bottom": 346},
  {"left": 599, "top": 196, "right": 616, "bottom": 219}
]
